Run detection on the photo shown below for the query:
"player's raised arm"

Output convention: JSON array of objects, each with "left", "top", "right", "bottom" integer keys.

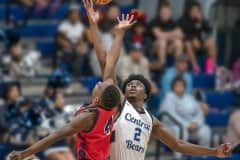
[
  {"left": 83, "top": 0, "right": 107, "bottom": 75},
  {"left": 151, "top": 116, "right": 232, "bottom": 158},
  {"left": 103, "top": 14, "right": 136, "bottom": 83},
  {"left": 8, "top": 110, "right": 97, "bottom": 160}
]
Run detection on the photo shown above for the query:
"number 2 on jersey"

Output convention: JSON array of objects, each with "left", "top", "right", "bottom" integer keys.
[{"left": 134, "top": 128, "right": 142, "bottom": 142}]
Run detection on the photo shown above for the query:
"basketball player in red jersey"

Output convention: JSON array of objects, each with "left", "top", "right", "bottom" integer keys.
[{"left": 8, "top": 10, "right": 135, "bottom": 160}]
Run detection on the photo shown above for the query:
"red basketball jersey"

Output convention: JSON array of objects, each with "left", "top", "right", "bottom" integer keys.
[{"left": 75, "top": 105, "right": 115, "bottom": 160}]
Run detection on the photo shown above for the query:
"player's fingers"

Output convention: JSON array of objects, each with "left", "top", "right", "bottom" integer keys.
[
  {"left": 121, "top": 14, "right": 124, "bottom": 21},
  {"left": 129, "top": 14, "right": 134, "bottom": 22},
  {"left": 126, "top": 14, "right": 129, "bottom": 21},
  {"left": 90, "top": 0, "right": 94, "bottom": 8},
  {"left": 130, "top": 20, "right": 137, "bottom": 26},
  {"left": 117, "top": 16, "right": 120, "bottom": 23},
  {"left": 83, "top": 0, "right": 87, "bottom": 8}
]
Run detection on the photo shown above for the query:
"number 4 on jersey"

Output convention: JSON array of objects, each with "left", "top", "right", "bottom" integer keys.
[{"left": 134, "top": 128, "right": 142, "bottom": 142}]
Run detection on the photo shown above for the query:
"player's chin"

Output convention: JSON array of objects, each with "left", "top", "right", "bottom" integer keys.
[{"left": 126, "top": 94, "right": 137, "bottom": 99}]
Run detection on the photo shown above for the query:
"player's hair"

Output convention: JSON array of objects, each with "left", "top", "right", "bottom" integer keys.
[
  {"left": 122, "top": 74, "right": 151, "bottom": 101},
  {"left": 171, "top": 75, "right": 186, "bottom": 90},
  {"left": 100, "top": 85, "right": 121, "bottom": 109}
]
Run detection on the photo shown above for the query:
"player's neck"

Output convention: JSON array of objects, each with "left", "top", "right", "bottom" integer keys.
[{"left": 128, "top": 99, "right": 144, "bottom": 111}]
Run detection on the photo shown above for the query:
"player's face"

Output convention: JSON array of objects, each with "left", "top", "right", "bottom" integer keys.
[
  {"left": 92, "top": 81, "right": 111, "bottom": 103},
  {"left": 125, "top": 80, "right": 147, "bottom": 101}
]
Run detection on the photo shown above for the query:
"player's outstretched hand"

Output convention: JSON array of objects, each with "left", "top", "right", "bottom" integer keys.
[
  {"left": 83, "top": 0, "right": 100, "bottom": 25},
  {"left": 8, "top": 151, "right": 39, "bottom": 160},
  {"left": 216, "top": 143, "right": 232, "bottom": 158},
  {"left": 8, "top": 151, "right": 23, "bottom": 160},
  {"left": 114, "top": 14, "right": 136, "bottom": 36}
]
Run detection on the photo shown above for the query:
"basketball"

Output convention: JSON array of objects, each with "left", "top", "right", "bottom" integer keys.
[{"left": 94, "top": 0, "right": 112, "bottom": 5}]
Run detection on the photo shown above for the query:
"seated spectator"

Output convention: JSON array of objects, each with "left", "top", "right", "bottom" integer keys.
[
  {"left": 8, "top": 98, "right": 41, "bottom": 146},
  {"left": 179, "top": 1, "right": 217, "bottom": 74},
  {"left": 5, "top": 0, "right": 34, "bottom": 26},
  {"left": 2, "top": 42, "right": 41, "bottom": 79},
  {"left": 38, "top": 84, "right": 55, "bottom": 111},
  {"left": 124, "top": 10, "right": 151, "bottom": 53},
  {"left": 32, "top": 0, "right": 62, "bottom": 18},
  {"left": 225, "top": 102, "right": 240, "bottom": 153},
  {"left": 161, "top": 54, "right": 192, "bottom": 95},
  {"left": 117, "top": 44, "right": 158, "bottom": 94},
  {"left": 100, "top": 2, "right": 120, "bottom": 32},
  {"left": 56, "top": 4, "right": 92, "bottom": 76},
  {"left": 40, "top": 91, "right": 74, "bottom": 160},
  {"left": 0, "top": 83, "right": 22, "bottom": 143},
  {"left": 117, "top": 43, "right": 150, "bottom": 82},
  {"left": 149, "top": 0, "right": 183, "bottom": 69},
  {"left": 160, "top": 76, "right": 211, "bottom": 148}
]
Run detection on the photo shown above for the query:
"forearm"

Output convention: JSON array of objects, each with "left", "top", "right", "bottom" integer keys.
[
  {"left": 177, "top": 140, "right": 216, "bottom": 156},
  {"left": 103, "top": 33, "right": 124, "bottom": 81},
  {"left": 22, "top": 126, "right": 74, "bottom": 158},
  {"left": 90, "top": 24, "right": 106, "bottom": 74},
  {"left": 152, "top": 117, "right": 216, "bottom": 157}
]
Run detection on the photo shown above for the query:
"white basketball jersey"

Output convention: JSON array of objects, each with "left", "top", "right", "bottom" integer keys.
[{"left": 110, "top": 100, "right": 153, "bottom": 160}]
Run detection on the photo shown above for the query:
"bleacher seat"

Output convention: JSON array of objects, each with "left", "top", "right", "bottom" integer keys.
[
  {"left": 37, "top": 40, "right": 56, "bottom": 57},
  {"left": 0, "top": 3, "right": 134, "bottom": 20},
  {"left": 0, "top": 145, "right": 7, "bottom": 160},
  {"left": 205, "top": 91, "right": 236, "bottom": 109},
  {"left": 193, "top": 73, "right": 215, "bottom": 89},
  {"left": 206, "top": 111, "right": 230, "bottom": 127},
  {"left": 20, "top": 23, "right": 57, "bottom": 37}
]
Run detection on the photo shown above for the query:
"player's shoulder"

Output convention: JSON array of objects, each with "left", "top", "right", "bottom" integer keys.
[{"left": 75, "top": 104, "right": 98, "bottom": 116}]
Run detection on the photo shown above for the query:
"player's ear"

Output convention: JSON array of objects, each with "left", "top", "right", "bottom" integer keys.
[
  {"left": 143, "top": 93, "right": 147, "bottom": 100},
  {"left": 93, "top": 97, "right": 100, "bottom": 104}
]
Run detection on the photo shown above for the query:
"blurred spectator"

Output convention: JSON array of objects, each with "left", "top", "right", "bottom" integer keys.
[
  {"left": 1, "top": 42, "right": 41, "bottom": 79},
  {"left": 225, "top": 102, "right": 240, "bottom": 153},
  {"left": 56, "top": 4, "right": 92, "bottom": 76},
  {"left": 101, "top": 2, "right": 120, "bottom": 32},
  {"left": 33, "top": 0, "right": 62, "bottom": 18},
  {"left": 38, "top": 85, "right": 55, "bottom": 111},
  {"left": 117, "top": 44, "right": 158, "bottom": 94},
  {"left": 6, "top": 0, "right": 62, "bottom": 26},
  {"left": 5, "top": 0, "right": 34, "bottom": 26},
  {"left": 179, "top": 1, "right": 217, "bottom": 74},
  {"left": 40, "top": 91, "right": 74, "bottom": 160},
  {"left": 117, "top": 43, "right": 150, "bottom": 82},
  {"left": 160, "top": 76, "right": 211, "bottom": 147},
  {"left": 0, "top": 83, "right": 22, "bottom": 143},
  {"left": 161, "top": 54, "right": 192, "bottom": 95},
  {"left": 149, "top": 0, "right": 183, "bottom": 69},
  {"left": 215, "top": 60, "right": 240, "bottom": 92},
  {"left": 124, "top": 10, "right": 151, "bottom": 53},
  {"left": 8, "top": 98, "right": 41, "bottom": 146}
]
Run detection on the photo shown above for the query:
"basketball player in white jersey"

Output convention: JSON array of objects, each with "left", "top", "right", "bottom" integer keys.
[{"left": 83, "top": 0, "right": 232, "bottom": 159}]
